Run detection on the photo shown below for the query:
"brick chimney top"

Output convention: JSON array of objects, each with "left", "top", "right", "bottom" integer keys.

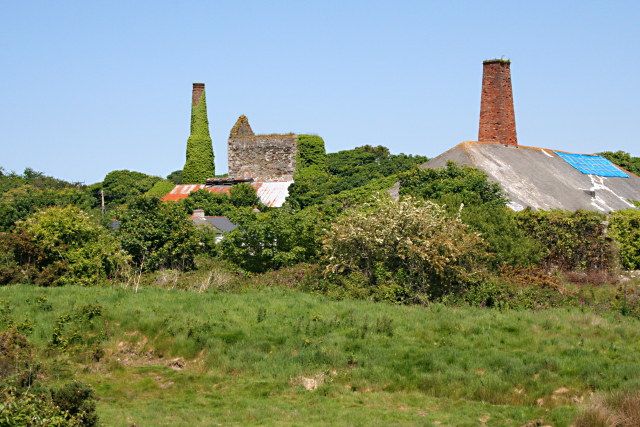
[
  {"left": 192, "top": 83, "right": 205, "bottom": 107},
  {"left": 478, "top": 59, "right": 518, "bottom": 146}
]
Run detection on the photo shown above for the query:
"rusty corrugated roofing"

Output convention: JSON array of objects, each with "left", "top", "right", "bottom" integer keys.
[{"left": 161, "top": 181, "right": 293, "bottom": 208}]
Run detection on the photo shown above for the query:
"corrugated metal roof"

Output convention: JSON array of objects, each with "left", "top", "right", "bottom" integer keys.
[
  {"left": 161, "top": 181, "right": 293, "bottom": 208},
  {"left": 422, "top": 142, "right": 640, "bottom": 212},
  {"left": 254, "top": 181, "right": 293, "bottom": 208}
]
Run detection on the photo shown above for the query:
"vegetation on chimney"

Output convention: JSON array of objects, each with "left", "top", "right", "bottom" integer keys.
[
  {"left": 182, "top": 90, "right": 215, "bottom": 184},
  {"left": 483, "top": 58, "right": 511, "bottom": 64}
]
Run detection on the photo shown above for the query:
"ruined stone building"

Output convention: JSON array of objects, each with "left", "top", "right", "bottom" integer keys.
[
  {"left": 163, "top": 83, "right": 297, "bottom": 207},
  {"left": 421, "top": 59, "right": 640, "bottom": 212},
  {"left": 227, "top": 115, "right": 297, "bottom": 182}
]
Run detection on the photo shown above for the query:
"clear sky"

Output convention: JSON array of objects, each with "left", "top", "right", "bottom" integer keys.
[{"left": 1, "top": 1, "right": 639, "bottom": 184}]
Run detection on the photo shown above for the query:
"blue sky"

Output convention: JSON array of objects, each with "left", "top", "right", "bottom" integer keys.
[{"left": 1, "top": 1, "right": 639, "bottom": 184}]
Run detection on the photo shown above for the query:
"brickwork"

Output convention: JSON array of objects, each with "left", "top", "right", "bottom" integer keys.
[
  {"left": 227, "top": 115, "right": 297, "bottom": 182},
  {"left": 192, "top": 83, "right": 205, "bottom": 107},
  {"left": 478, "top": 60, "right": 518, "bottom": 146}
]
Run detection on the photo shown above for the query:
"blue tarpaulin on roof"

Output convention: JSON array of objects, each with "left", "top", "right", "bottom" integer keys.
[{"left": 554, "top": 152, "right": 629, "bottom": 178}]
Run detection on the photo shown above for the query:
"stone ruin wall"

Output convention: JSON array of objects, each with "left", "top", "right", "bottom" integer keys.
[{"left": 228, "top": 117, "right": 297, "bottom": 182}]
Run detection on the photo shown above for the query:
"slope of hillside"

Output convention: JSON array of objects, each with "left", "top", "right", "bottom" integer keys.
[{"left": 2, "top": 284, "right": 640, "bottom": 425}]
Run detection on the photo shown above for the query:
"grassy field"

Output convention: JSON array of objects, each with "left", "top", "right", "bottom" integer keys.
[{"left": 2, "top": 284, "right": 640, "bottom": 426}]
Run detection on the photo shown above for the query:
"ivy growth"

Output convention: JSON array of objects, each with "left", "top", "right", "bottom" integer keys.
[{"left": 182, "top": 89, "right": 215, "bottom": 183}]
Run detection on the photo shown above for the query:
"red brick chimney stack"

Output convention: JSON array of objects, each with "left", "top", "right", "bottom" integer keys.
[
  {"left": 192, "top": 83, "right": 205, "bottom": 107},
  {"left": 478, "top": 59, "right": 517, "bottom": 146}
]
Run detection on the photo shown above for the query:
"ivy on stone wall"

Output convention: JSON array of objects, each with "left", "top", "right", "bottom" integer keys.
[
  {"left": 295, "top": 135, "right": 327, "bottom": 171},
  {"left": 182, "top": 90, "right": 215, "bottom": 183},
  {"left": 287, "top": 135, "right": 330, "bottom": 208}
]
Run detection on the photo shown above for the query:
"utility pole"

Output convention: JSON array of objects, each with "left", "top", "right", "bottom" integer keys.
[{"left": 100, "top": 189, "right": 105, "bottom": 216}]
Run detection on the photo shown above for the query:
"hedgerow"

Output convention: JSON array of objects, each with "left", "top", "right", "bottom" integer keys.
[
  {"left": 609, "top": 209, "right": 640, "bottom": 270},
  {"left": 515, "top": 209, "right": 617, "bottom": 272},
  {"left": 182, "top": 90, "right": 215, "bottom": 183}
]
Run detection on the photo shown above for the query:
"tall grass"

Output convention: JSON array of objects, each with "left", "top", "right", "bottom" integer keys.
[{"left": 2, "top": 284, "right": 640, "bottom": 425}]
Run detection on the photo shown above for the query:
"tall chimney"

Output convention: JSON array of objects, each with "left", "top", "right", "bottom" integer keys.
[
  {"left": 478, "top": 59, "right": 517, "bottom": 146},
  {"left": 192, "top": 83, "right": 205, "bottom": 108}
]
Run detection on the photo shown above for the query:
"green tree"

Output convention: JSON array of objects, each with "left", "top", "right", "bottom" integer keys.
[
  {"left": 323, "top": 195, "right": 487, "bottom": 299},
  {"left": 182, "top": 89, "right": 215, "bottom": 183},
  {"left": 145, "top": 179, "right": 175, "bottom": 198},
  {"left": 166, "top": 169, "right": 183, "bottom": 184},
  {"left": 221, "top": 207, "right": 325, "bottom": 272},
  {"left": 180, "top": 189, "right": 232, "bottom": 216},
  {"left": 0, "top": 186, "right": 94, "bottom": 231},
  {"left": 97, "top": 170, "right": 163, "bottom": 207},
  {"left": 229, "top": 183, "right": 259, "bottom": 207},
  {"left": 10, "top": 206, "right": 128, "bottom": 286},
  {"left": 118, "top": 197, "right": 200, "bottom": 271}
]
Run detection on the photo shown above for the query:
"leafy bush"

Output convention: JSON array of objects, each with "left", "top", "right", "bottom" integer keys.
[
  {"left": 0, "top": 387, "right": 78, "bottom": 426},
  {"left": 180, "top": 189, "right": 231, "bottom": 216},
  {"left": 0, "top": 167, "right": 81, "bottom": 197},
  {"left": 51, "top": 381, "right": 98, "bottom": 427},
  {"left": 287, "top": 135, "right": 331, "bottom": 209},
  {"left": 327, "top": 145, "right": 427, "bottom": 194},
  {"left": 221, "top": 207, "right": 325, "bottom": 273},
  {"left": 97, "top": 169, "right": 163, "bottom": 207},
  {"left": 461, "top": 205, "right": 544, "bottom": 268},
  {"left": 182, "top": 89, "right": 214, "bottom": 183},
  {"left": 397, "top": 163, "right": 542, "bottom": 269},
  {"left": 296, "top": 134, "right": 328, "bottom": 171},
  {"left": 8, "top": 206, "right": 128, "bottom": 286},
  {"left": 287, "top": 165, "right": 335, "bottom": 209},
  {"left": 447, "top": 271, "right": 573, "bottom": 310},
  {"left": 118, "top": 197, "right": 200, "bottom": 271},
  {"left": 323, "top": 195, "right": 487, "bottom": 300},
  {"left": 0, "top": 185, "right": 93, "bottom": 231},
  {"left": 399, "top": 162, "right": 505, "bottom": 208},
  {"left": 167, "top": 169, "right": 183, "bottom": 184},
  {"left": 516, "top": 209, "right": 617, "bottom": 272},
  {"left": 609, "top": 209, "right": 640, "bottom": 270},
  {"left": 145, "top": 179, "right": 175, "bottom": 198},
  {"left": 0, "top": 328, "right": 36, "bottom": 388},
  {"left": 229, "top": 183, "right": 259, "bottom": 207}
]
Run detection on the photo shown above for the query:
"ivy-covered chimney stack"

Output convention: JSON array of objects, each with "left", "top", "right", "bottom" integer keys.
[
  {"left": 182, "top": 83, "right": 215, "bottom": 183},
  {"left": 478, "top": 59, "right": 518, "bottom": 146}
]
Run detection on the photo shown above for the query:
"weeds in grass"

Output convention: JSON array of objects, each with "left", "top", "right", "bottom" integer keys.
[{"left": 574, "top": 390, "right": 640, "bottom": 426}]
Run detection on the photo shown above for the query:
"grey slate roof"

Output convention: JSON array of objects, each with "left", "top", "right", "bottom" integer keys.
[
  {"left": 192, "top": 216, "right": 238, "bottom": 233},
  {"left": 422, "top": 142, "right": 640, "bottom": 212}
]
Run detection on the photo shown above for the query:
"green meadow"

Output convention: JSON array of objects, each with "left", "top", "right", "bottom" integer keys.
[{"left": 3, "top": 283, "right": 640, "bottom": 426}]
